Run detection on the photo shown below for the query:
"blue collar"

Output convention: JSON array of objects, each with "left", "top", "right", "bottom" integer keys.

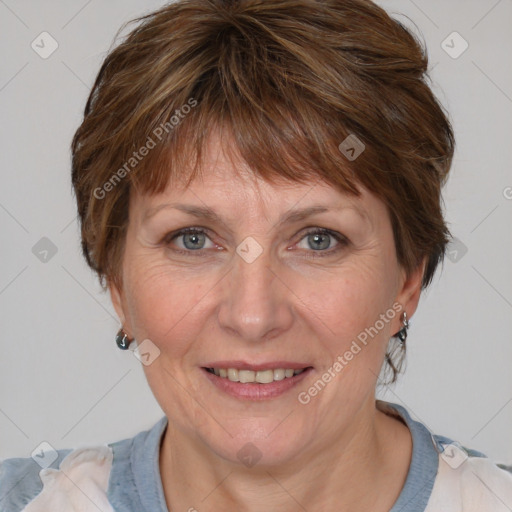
[{"left": 378, "top": 400, "right": 439, "bottom": 512}]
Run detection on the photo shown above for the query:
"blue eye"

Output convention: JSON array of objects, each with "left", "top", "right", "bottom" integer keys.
[
  {"left": 299, "top": 229, "right": 339, "bottom": 251},
  {"left": 169, "top": 228, "right": 214, "bottom": 252},
  {"left": 165, "top": 227, "right": 347, "bottom": 258},
  {"left": 296, "top": 228, "right": 348, "bottom": 258}
]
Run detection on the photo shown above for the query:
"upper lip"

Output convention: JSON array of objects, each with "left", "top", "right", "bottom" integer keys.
[{"left": 202, "top": 361, "right": 312, "bottom": 371}]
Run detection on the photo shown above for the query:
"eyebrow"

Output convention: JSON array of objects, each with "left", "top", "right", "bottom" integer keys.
[{"left": 143, "top": 202, "right": 367, "bottom": 226}]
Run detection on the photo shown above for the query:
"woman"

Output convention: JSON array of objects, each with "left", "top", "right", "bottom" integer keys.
[{"left": 1, "top": 0, "right": 511, "bottom": 510}]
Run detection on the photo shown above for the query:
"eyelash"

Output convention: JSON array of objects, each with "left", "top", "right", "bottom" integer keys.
[{"left": 164, "top": 227, "right": 348, "bottom": 259}]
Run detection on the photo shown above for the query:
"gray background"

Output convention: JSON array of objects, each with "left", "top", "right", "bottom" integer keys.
[{"left": 1, "top": 0, "right": 511, "bottom": 464}]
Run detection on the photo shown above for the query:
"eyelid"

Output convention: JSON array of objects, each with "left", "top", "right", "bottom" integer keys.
[
  {"left": 163, "top": 227, "right": 218, "bottom": 249},
  {"left": 164, "top": 225, "right": 348, "bottom": 258},
  {"left": 294, "top": 227, "right": 348, "bottom": 253}
]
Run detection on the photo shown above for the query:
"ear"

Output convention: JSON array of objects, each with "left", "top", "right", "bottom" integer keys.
[
  {"left": 393, "top": 256, "right": 427, "bottom": 331},
  {"left": 108, "top": 278, "right": 128, "bottom": 329}
]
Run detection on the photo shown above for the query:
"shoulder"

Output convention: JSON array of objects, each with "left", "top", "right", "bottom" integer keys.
[
  {"left": 378, "top": 401, "right": 512, "bottom": 512},
  {"left": 0, "top": 441, "right": 125, "bottom": 512},
  {"left": 425, "top": 436, "right": 512, "bottom": 511},
  {"left": 0, "top": 419, "right": 165, "bottom": 512},
  {"left": 0, "top": 448, "right": 72, "bottom": 511}
]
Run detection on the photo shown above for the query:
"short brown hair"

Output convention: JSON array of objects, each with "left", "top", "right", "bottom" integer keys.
[{"left": 71, "top": 0, "right": 454, "bottom": 381}]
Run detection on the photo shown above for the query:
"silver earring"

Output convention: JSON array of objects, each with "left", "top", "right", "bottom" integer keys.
[
  {"left": 116, "top": 328, "right": 133, "bottom": 350},
  {"left": 396, "top": 311, "right": 409, "bottom": 343}
]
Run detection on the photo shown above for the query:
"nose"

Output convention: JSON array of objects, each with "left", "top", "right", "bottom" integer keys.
[{"left": 217, "top": 239, "right": 294, "bottom": 343}]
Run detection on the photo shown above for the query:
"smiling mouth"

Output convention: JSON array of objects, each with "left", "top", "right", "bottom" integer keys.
[{"left": 204, "top": 367, "right": 311, "bottom": 384}]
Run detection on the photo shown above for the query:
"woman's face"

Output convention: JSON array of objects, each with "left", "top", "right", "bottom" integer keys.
[{"left": 111, "top": 133, "right": 424, "bottom": 466}]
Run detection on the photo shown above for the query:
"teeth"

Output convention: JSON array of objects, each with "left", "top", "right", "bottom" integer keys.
[
  {"left": 238, "top": 370, "right": 255, "bottom": 383},
  {"left": 273, "top": 369, "right": 285, "bottom": 381},
  {"left": 227, "top": 368, "right": 239, "bottom": 382},
  {"left": 210, "top": 367, "right": 306, "bottom": 383},
  {"left": 255, "top": 369, "right": 274, "bottom": 384}
]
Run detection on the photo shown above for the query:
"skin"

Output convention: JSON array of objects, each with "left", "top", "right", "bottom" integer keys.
[{"left": 110, "top": 131, "right": 426, "bottom": 511}]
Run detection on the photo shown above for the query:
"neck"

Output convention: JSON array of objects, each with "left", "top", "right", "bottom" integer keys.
[{"left": 159, "top": 399, "right": 412, "bottom": 512}]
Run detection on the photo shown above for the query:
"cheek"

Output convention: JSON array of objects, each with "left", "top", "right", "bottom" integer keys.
[
  {"left": 123, "top": 259, "right": 214, "bottom": 350},
  {"left": 304, "top": 263, "right": 394, "bottom": 332},
  {"left": 290, "top": 255, "right": 398, "bottom": 375}
]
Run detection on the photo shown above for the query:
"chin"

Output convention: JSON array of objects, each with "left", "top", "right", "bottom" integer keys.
[{"left": 197, "top": 416, "right": 313, "bottom": 468}]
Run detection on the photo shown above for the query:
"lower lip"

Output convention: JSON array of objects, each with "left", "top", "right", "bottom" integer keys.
[{"left": 202, "top": 367, "right": 313, "bottom": 400}]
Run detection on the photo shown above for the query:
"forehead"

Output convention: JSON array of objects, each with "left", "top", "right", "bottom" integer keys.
[{"left": 132, "top": 129, "right": 383, "bottom": 224}]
